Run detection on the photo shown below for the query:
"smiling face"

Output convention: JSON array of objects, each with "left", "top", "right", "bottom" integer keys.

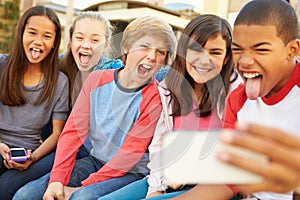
[
  {"left": 186, "top": 33, "right": 227, "bottom": 84},
  {"left": 22, "top": 15, "right": 56, "bottom": 66},
  {"left": 120, "top": 35, "right": 167, "bottom": 88},
  {"left": 70, "top": 18, "right": 107, "bottom": 72},
  {"left": 232, "top": 25, "right": 297, "bottom": 100}
]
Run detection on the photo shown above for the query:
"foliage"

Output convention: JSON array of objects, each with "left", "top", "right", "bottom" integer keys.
[{"left": 0, "top": 1, "right": 20, "bottom": 53}]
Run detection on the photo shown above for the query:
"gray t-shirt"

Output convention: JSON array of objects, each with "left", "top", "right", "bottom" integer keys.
[{"left": 0, "top": 54, "right": 69, "bottom": 150}]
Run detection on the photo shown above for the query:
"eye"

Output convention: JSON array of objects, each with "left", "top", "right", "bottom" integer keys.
[
  {"left": 210, "top": 51, "right": 223, "bottom": 55},
  {"left": 157, "top": 49, "right": 167, "bottom": 56},
  {"left": 255, "top": 48, "right": 271, "bottom": 54},
  {"left": 232, "top": 47, "right": 242, "bottom": 54},
  {"left": 28, "top": 31, "right": 36, "bottom": 35},
  {"left": 44, "top": 34, "right": 53, "bottom": 39},
  {"left": 75, "top": 36, "right": 83, "bottom": 40},
  {"left": 140, "top": 44, "right": 149, "bottom": 49}
]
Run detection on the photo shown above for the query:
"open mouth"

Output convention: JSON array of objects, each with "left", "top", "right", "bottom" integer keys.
[
  {"left": 243, "top": 72, "right": 262, "bottom": 79},
  {"left": 30, "top": 47, "right": 43, "bottom": 59},
  {"left": 243, "top": 72, "right": 262, "bottom": 100},
  {"left": 138, "top": 63, "right": 152, "bottom": 76},
  {"left": 79, "top": 52, "right": 92, "bottom": 65}
]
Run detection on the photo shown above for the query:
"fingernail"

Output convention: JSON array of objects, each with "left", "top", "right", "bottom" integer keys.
[
  {"left": 217, "top": 151, "right": 231, "bottom": 162},
  {"left": 236, "top": 123, "right": 249, "bottom": 131},
  {"left": 221, "top": 130, "right": 235, "bottom": 143}
]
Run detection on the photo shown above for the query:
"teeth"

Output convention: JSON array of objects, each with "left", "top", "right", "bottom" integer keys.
[
  {"left": 32, "top": 48, "right": 41, "bottom": 52},
  {"left": 195, "top": 66, "right": 211, "bottom": 72},
  {"left": 80, "top": 52, "right": 89, "bottom": 56},
  {"left": 243, "top": 72, "right": 260, "bottom": 79},
  {"left": 142, "top": 64, "right": 152, "bottom": 69}
]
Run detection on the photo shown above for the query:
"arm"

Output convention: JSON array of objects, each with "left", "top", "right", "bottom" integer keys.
[
  {"left": 218, "top": 123, "right": 300, "bottom": 195},
  {"left": 31, "top": 119, "right": 65, "bottom": 162},
  {"left": 3, "top": 121, "right": 63, "bottom": 170},
  {"left": 48, "top": 72, "right": 95, "bottom": 185},
  {"left": 4, "top": 73, "right": 69, "bottom": 170},
  {"left": 81, "top": 92, "right": 162, "bottom": 186},
  {"left": 146, "top": 111, "right": 168, "bottom": 197},
  {"left": 34, "top": 72, "right": 70, "bottom": 163},
  {"left": 44, "top": 72, "right": 95, "bottom": 200},
  {"left": 222, "top": 85, "right": 247, "bottom": 129}
]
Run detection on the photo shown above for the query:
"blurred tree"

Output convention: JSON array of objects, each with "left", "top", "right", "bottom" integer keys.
[{"left": 0, "top": 0, "right": 20, "bottom": 53}]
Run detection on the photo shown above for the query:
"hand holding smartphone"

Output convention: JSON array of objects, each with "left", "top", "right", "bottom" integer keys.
[{"left": 10, "top": 148, "right": 28, "bottom": 162}]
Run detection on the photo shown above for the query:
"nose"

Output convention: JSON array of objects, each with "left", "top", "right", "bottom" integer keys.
[
  {"left": 238, "top": 52, "right": 254, "bottom": 67},
  {"left": 33, "top": 35, "right": 43, "bottom": 46},
  {"left": 80, "top": 39, "right": 91, "bottom": 49},
  {"left": 146, "top": 49, "right": 157, "bottom": 61},
  {"left": 197, "top": 50, "right": 210, "bottom": 65}
]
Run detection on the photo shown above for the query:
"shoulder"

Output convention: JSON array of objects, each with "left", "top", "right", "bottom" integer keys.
[
  {"left": 227, "top": 84, "right": 248, "bottom": 108},
  {"left": 58, "top": 71, "right": 69, "bottom": 83},
  {"left": 0, "top": 54, "right": 8, "bottom": 65},
  {"left": 84, "top": 69, "right": 115, "bottom": 89}
]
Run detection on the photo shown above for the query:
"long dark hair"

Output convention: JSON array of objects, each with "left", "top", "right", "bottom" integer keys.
[
  {"left": 165, "top": 14, "right": 237, "bottom": 117},
  {"left": 0, "top": 5, "right": 61, "bottom": 108}
]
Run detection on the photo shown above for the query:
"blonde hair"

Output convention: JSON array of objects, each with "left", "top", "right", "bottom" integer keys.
[{"left": 121, "top": 15, "right": 177, "bottom": 65}]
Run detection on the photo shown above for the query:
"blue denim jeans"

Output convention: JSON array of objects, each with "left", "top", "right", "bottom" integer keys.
[
  {"left": 99, "top": 178, "right": 241, "bottom": 200},
  {"left": 99, "top": 178, "right": 149, "bottom": 200},
  {"left": 99, "top": 178, "right": 192, "bottom": 200},
  {"left": 0, "top": 151, "right": 55, "bottom": 200},
  {"left": 14, "top": 155, "right": 145, "bottom": 200}
]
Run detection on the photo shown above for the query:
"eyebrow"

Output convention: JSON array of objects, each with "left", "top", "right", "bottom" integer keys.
[
  {"left": 74, "top": 31, "right": 103, "bottom": 37},
  {"left": 27, "top": 27, "right": 54, "bottom": 35},
  {"left": 210, "top": 48, "right": 224, "bottom": 51},
  {"left": 232, "top": 42, "right": 271, "bottom": 48}
]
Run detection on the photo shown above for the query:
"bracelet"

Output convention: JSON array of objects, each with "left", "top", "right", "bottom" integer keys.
[{"left": 226, "top": 184, "right": 239, "bottom": 196}]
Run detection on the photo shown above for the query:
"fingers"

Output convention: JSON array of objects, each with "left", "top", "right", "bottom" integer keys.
[
  {"left": 238, "top": 123, "right": 300, "bottom": 149},
  {"left": 43, "top": 182, "right": 64, "bottom": 200},
  {"left": 221, "top": 128, "right": 300, "bottom": 170},
  {"left": 219, "top": 126, "right": 300, "bottom": 195}
]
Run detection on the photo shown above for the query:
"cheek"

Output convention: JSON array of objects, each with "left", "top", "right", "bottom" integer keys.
[
  {"left": 47, "top": 40, "right": 55, "bottom": 50},
  {"left": 157, "top": 55, "right": 167, "bottom": 65},
  {"left": 70, "top": 44, "right": 78, "bottom": 58},
  {"left": 212, "top": 57, "right": 225, "bottom": 73},
  {"left": 185, "top": 62, "right": 193, "bottom": 75}
]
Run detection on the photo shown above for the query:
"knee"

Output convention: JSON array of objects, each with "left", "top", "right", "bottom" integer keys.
[
  {"left": 12, "top": 188, "right": 32, "bottom": 200},
  {"left": 69, "top": 189, "right": 94, "bottom": 200}
]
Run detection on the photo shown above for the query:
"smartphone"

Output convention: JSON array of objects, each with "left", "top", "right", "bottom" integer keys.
[
  {"left": 10, "top": 148, "right": 28, "bottom": 162},
  {"left": 162, "top": 129, "right": 268, "bottom": 184}
]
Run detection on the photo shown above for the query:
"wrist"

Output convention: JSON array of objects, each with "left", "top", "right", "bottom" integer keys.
[{"left": 31, "top": 153, "right": 37, "bottom": 163}]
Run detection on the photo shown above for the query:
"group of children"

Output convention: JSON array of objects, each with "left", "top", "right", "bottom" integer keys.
[{"left": 1, "top": 0, "right": 300, "bottom": 200}]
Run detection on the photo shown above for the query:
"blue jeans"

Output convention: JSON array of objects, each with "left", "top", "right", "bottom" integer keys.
[
  {"left": 99, "top": 178, "right": 149, "bottom": 200},
  {"left": 99, "top": 178, "right": 192, "bottom": 200},
  {"left": 0, "top": 151, "right": 55, "bottom": 200},
  {"left": 14, "top": 155, "right": 145, "bottom": 200}
]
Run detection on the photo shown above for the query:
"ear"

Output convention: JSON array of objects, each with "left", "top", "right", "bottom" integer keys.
[
  {"left": 104, "top": 40, "right": 110, "bottom": 51},
  {"left": 287, "top": 39, "right": 300, "bottom": 61}
]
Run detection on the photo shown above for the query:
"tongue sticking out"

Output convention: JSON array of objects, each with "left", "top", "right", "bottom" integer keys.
[
  {"left": 80, "top": 55, "right": 91, "bottom": 64},
  {"left": 245, "top": 77, "right": 262, "bottom": 100},
  {"left": 138, "top": 64, "right": 151, "bottom": 76},
  {"left": 31, "top": 50, "right": 41, "bottom": 59}
]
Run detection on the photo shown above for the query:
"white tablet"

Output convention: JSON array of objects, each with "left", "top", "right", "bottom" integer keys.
[{"left": 161, "top": 129, "right": 267, "bottom": 184}]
